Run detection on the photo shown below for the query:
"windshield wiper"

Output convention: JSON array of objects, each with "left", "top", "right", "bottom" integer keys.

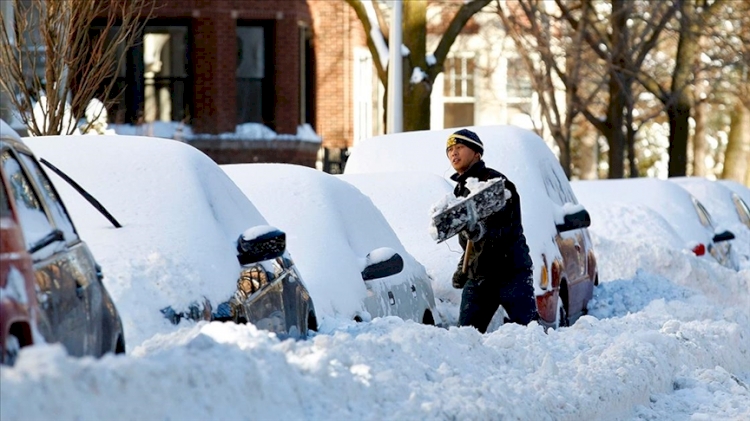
[{"left": 39, "top": 158, "right": 122, "bottom": 228}]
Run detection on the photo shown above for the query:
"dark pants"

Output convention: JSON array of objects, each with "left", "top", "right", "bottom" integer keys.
[{"left": 458, "top": 272, "right": 537, "bottom": 333}]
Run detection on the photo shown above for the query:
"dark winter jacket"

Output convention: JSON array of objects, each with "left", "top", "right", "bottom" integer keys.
[{"left": 451, "top": 160, "right": 533, "bottom": 283}]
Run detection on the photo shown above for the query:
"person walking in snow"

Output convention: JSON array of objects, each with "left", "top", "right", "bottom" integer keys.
[{"left": 446, "top": 128, "right": 538, "bottom": 332}]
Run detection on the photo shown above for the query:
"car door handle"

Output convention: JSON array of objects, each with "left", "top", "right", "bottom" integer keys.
[
  {"left": 388, "top": 291, "right": 396, "bottom": 305},
  {"left": 76, "top": 286, "right": 85, "bottom": 299},
  {"left": 574, "top": 244, "right": 581, "bottom": 252}
]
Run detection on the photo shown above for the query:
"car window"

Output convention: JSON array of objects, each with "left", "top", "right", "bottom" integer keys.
[
  {"left": 19, "top": 152, "right": 79, "bottom": 242},
  {"left": 1, "top": 149, "right": 55, "bottom": 250},
  {"left": 731, "top": 194, "right": 750, "bottom": 226},
  {"left": 542, "top": 161, "right": 577, "bottom": 206},
  {"left": 692, "top": 198, "right": 714, "bottom": 229}
]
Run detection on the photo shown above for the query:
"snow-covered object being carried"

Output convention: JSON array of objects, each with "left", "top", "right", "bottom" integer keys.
[{"left": 430, "top": 177, "right": 507, "bottom": 243}]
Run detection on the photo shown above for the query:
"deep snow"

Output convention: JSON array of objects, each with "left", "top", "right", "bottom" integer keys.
[{"left": 1, "top": 137, "right": 749, "bottom": 420}]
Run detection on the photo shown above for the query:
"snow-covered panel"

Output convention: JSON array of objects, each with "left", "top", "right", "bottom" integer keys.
[
  {"left": 343, "top": 125, "right": 577, "bottom": 292},
  {"left": 222, "top": 163, "right": 429, "bottom": 325},
  {"left": 671, "top": 177, "right": 743, "bottom": 229},
  {"left": 670, "top": 177, "right": 750, "bottom": 269},
  {"left": 718, "top": 179, "right": 750, "bottom": 204},
  {"left": 23, "top": 135, "right": 270, "bottom": 347},
  {"left": 572, "top": 178, "right": 716, "bottom": 252},
  {"left": 339, "top": 171, "right": 463, "bottom": 323}
]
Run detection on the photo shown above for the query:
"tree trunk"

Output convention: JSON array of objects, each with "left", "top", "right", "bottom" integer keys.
[
  {"left": 404, "top": 79, "right": 431, "bottom": 132},
  {"left": 605, "top": 0, "right": 626, "bottom": 179},
  {"left": 667, "top": 101, "right": 691, "bottom": 177},
  {"left": 722, "top": 100, "right": 750, "bottom": 183},
  {"left": 692, "top": 100, "right": 707, "bottom": 176},
  {"left": 573, "top": 124, "right": 598, "bottom": 179},
  {"left": 402, "top": 0, "right": 430, "bottom": 132},
  {"left": 667, "top": 0, "right": 701, "bottom": 177}
]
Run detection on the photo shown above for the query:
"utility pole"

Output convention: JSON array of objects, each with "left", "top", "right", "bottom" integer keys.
[{"left": 386, "top": 0, "right": 403, "bottom": 134}]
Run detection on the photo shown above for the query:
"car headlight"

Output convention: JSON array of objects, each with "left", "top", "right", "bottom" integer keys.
[{"left": 238, "top": 265, "right": 269, "bottom": 296}]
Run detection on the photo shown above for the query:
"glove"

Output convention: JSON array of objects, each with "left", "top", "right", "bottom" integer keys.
[
  {"left": 463, "top": 220, "right": 485, "bottom": 242},
  {"left": 452, "top": 270, "right": 468, "bottom": 289}
]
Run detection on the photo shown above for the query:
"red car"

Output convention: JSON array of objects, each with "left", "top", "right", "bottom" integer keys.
[
  {"left": 1, "top": 121, "right": 125, "bottom": 364},
  {"left": 0, "top": 171, "right": 40, "bottom": 365}
]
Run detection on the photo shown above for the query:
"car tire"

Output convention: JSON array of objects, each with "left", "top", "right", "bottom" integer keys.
[
  {"left": 307, "top": 310, "right": 318, "bottom": 332},
  {"left": 422, "top": 310, "right": 435, "bottom": 326},
  {"left": 115, "top": 335, "right": 126, "bottom": 355},
  {"left": 3, "top": 334, "right": 21, "bottom": 366}
]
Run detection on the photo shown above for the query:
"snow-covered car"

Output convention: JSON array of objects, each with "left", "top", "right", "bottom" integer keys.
[
  {"left": 669, "top": 177, "right": 749, "bottom": 269},
  {"left": 23, "top": 136, "right": 317, "bottom": 347},
  {"left": 572, "top": 178, "right": 738, "bottom": 270},
  {"left": 337, "top": 171, "right": 463, "bottom": 322},
  {"left": 718, "top": 179, "right": 750, "bottom": 205},
  {"left": 222, "top": 163, "right": 439, "bottom": 328},
  {"left": 670, "top": 177, "right": 750, "bottom": 230},
  {"left": 1, "top": 122, "right": 124, "bottom": 362},
  {"left": 343, "top": 125, "right": 597, "bottom": 328}
]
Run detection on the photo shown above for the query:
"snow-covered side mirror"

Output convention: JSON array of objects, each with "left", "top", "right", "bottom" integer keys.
[
  {"left": 555, "top": 203, "right": 591, "bottom": 233},
  {"left": 237, "top": 225, "right": 286, "bottom": 265},
  {"left": 712, "top": 230, "right": 735, "bottom": 243},
  {"left": 362, "top": 247, "right": 404, "bottom": 281}
]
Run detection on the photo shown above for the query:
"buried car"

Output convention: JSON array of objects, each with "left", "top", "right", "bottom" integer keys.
[
  {"left": 222, "top": 163, "right": 439, "bottom": 328},
  {"left": 337, "top": 171, "right": 463, "bottom": 323},
  {"left": 1, "top": 121, "right": 124, "bottom": 363},
  {"left": 23, "top": 135, "right": 316, "bottom": 346},
  {"left": 343, "top": 125, "right": 597, "bottom": 328},
  {"left": 670, "top": 177, "right": 750, "bottom": 230},
  {"left": 572, "top": 178, "right": 738, "bottom": 270}
]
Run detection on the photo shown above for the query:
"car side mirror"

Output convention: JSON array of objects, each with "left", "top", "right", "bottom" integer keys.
[
  {"left": 237, "top": 226, "right": 286, "bottom": 266},
  {"left": 362, "top": 247, "right": 404, "bottom": 281},
  {"left": 556, "top": 209, "right": 591, "bottom": 233},
  {"left": 713, "top": 230, "right": 735, "bottom": 243}
]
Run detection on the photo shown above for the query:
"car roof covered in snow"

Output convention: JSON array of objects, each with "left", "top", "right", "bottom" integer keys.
[
  {"left": 222, "top": 163, "right": 428, "bottom": 322},
  {"left": 343, "top": 125, "right": 584, "bottom": 291},
  {"left": 23, "top": 135, "right": 270, "bottom": 346}
]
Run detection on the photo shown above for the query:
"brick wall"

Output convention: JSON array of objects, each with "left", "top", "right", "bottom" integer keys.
[
  {"left": 308, "top": 0, "right": 367, "bottom": 149},
  {"left": 189, "top": 139, "right": 319, "bottom": 167},
  {"left": 150, "top": 0, "right": 312, "bottom": 136}
]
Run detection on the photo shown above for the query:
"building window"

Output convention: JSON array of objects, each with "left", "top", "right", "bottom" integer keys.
[
  {"left": 93, "top": 22, "right": 191, "bottom": 125},
  {"left": 442, "top": 55, "right": 475, "bottom": 129},
  {"left": 300, "top": 24, "right": 315, "bottom": 127},
  {"left": 142, "top": 26, "right": 189, "bottom": 123},
  {"left": 506, "top": 56, "right": 533, "bottom": 99},
  {"left": 236, "top": 21, "right": 275, "bottom": 128}
]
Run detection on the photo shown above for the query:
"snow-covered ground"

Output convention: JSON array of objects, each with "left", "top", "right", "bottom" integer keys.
[
  {"left": 1, "top": 132, "right": 749, "bottom": 420},
  {"left": 3, "top": 192, "right": 749, "bottom": 420}
]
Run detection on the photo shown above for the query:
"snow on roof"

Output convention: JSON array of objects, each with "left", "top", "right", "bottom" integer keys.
[
  {"left": 670, "top": 177, "right": 741, "bottom": 230},
  {"left": 343, "top": 125, "right": 581, "bottom": 291},
  {"left": 572, "top": 178, "right": 714, "bottom": 249},
  {"left": 338, "top": 171, "right": 462, "bottom": 321},
  {"left": 222, "top": 163, "right": 427, "bottom": 325},
  {"left": 23, "top": 135, "right": 270, "bottom": 347}
]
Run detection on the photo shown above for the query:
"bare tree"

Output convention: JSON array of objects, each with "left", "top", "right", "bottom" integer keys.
[
  {"left": 495, "top": 0, "right": 591, "bottom": 177},
  {"left": 345, "top": 0, "right": 492, "bottom": 132},
  {"left": 0, "top": 0, "right": 154, "bottom": 136},
  {"left": 499, "top": 0, "right": 676, "bottom": 178}
]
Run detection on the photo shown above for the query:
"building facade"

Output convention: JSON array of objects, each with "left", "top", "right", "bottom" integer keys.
[
  {"left": 308, "top": 0, "right": 540, "bottom": 161},
  {"left": 117, "top": 0, "right": 316, "bottom": 136}
]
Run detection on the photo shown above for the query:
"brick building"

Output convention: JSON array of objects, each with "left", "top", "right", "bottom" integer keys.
[{"left": 109, "top": 0, "right": 315, "bottom": 137}]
